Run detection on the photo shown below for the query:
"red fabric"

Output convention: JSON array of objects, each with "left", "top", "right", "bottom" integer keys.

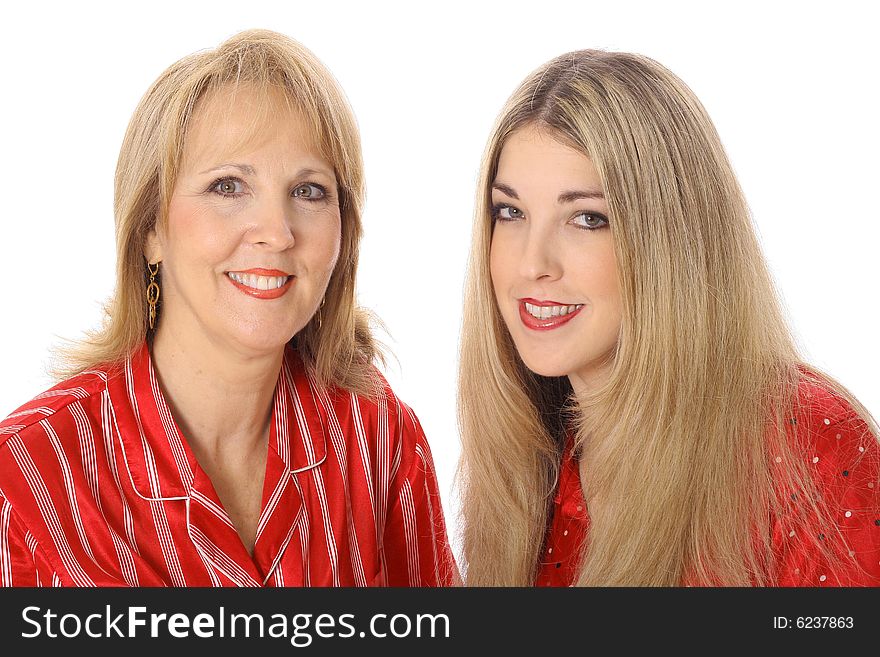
[
  {"left": 0, "top": 342, "right": 457, "bottom": 587},
  {"left": 536, "top": 379, "right": 880, "bottom": 587}
]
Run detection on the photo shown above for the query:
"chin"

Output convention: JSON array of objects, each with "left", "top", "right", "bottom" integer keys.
[
  {"left": 516, "top": 352, "right": 573, "bottom": 379},
  {"left": 226, "top": 322, "right": 299, "bottom": 355}
]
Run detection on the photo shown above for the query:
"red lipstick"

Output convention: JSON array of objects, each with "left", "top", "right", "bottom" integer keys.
[
  {"left": 226, "top": 268, "right": 294, "bottom": 300},
  {"left": 518, "top": 298, "right": 583, "bottom": 331}
]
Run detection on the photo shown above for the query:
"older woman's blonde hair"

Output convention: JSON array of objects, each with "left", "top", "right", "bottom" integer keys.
[
  {"left": 458, "top": 50, "right": 879, "bottom": 586},
  {"left": 58, "top": 29, "right": 377, "bottom": 393}
]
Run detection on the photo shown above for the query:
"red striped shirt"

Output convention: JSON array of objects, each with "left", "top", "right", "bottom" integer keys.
[{"left": 0, "top": 342, "right": 458, "bottom": 587}]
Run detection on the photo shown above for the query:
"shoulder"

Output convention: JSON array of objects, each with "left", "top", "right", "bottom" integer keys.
[
  {"left": 0, "top": 367, "right": 114, "bottom": 452},
  {"left": 0, "top": 366, "right": 116, "bottom": 533},
  {"left": 794, "top": 371, "right": 866, "bottom": 425},
  {"left": 790, "top": 371, "right": 876, "bottom": 458},
  {"left": 787, "top": 370, "right": 878, "bottom": 522},
  {"left": 775, "top": 370, "right": 880, "bottom": 586},
  {"left": 283, "top": 346, "right": 430, "bottom": 454},
  {"left": 304, "top": 354, "right": 423, "bottom": 434},
  {"left": 352, "top": 367, "right": 425, "bottom": 444}
]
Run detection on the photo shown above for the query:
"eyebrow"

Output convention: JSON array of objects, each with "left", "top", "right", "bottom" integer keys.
[
  {"left": 491, "top": 182, "right": 519, "bottom": 199},
  {"left": 296, "top": 167, "right": 336, "bottom": 180},
  {"left": 199, "top": 163, "right": 256, "bottom": 176},
  {"left": 557, "top": 189, "right": 605, "bottom": 203},
  {"left": 197, "top": 164, "right": 335, "bottom": 179},
  {"left": 492, "top": 182, "right": 605, "bottom": 203}
]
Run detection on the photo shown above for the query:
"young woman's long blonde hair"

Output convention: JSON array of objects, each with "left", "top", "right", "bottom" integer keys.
[
  {"left": 458, "top": 50, "right": 878, "bottom": 586},
  {"left": 57, "top": 29, "right": 377, "bottom": 394}
]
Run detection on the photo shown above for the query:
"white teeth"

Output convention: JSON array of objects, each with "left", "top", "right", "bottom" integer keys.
[
  {"left": 524, "top": 302, "right": 583, "bottom": 320},
  {"left": 227, "top": 272, "right": 289, "bottom": 290}
]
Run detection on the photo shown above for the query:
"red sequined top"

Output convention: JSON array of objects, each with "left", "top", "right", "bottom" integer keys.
[{"left": 536, "top": 379, "right": 880, "bottom": 586}]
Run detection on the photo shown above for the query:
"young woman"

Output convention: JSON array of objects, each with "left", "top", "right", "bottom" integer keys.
[
  {"left": 0, "top": 30, "right": 456, "bottom": 587},
  {"left": 457, "top": 50, "right": 880, "bottom": 586}
]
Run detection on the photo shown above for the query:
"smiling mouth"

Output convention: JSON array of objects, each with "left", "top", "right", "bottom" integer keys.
[
  {"left": 227, "top": 271, "right": 290, "bottom": 290},
  {"left": 523, "top": 302, "right": 583, "bottom": 320},
  {"left": 226, "top": 269, "right": 294, "bottom": 299},
  {"left": 518, "top": 299, "right": 584, "bottom": 331}
]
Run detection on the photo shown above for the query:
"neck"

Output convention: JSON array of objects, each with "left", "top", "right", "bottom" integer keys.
[
  {"left": 568, "top": 359, "right": 613, "bottom": 398},
  {"left": 149, "top": 325, "right": 285, "bottom": 457}
]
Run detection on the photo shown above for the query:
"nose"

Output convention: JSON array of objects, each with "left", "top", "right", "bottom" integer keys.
[
  {"left": 518, "top": 222, "right": 562, "bottom": 281},
  {"left": 247, "top": 196, "right": 296, "bottom": 250}
]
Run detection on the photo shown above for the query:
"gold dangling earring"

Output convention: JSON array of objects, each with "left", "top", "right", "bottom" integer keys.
[
  {"left": 146, "top": 262, "right": 161, "bottom": 330},
  {"left": 317, "top": 296, "right": 326, "bottom": 330}
]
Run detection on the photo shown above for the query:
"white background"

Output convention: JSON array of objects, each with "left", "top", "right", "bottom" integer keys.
[{"left": 2, "top": 1, "right": 878, "bottom": 556}]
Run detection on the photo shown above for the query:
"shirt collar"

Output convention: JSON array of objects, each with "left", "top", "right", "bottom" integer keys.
[{"left": 106, "top": 341, "right": 327, "bottom": 502}]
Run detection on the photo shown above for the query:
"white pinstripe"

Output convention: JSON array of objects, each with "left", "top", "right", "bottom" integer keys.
[
  {"left": 124, "top": 360, "right": 187, "bottom": 586},
  {"left": 0, "top": 496, "right": 12, "bottom": 586},
  {"left": 34, "top": 387, "right": 90, "bottom": 401},
  {"left": 71, "top": 401, "right": 139, "bottom": 586},
  {"left": 350, "top": 394, "right": 378, "bottom": 527},
  {"left": 399, "top": 479, "right": 419, "bottom": 586},
  {"left": 102, "top": 390, "right": 143, "bottom": 583},
  {"left": 7, "top": 436, "right": 95, "bottom": 586},
  {"left": 255, "top": 474, "right": 288, "bottom": 543},
  {"left": 190, "top": 490, "right": 236, "bottom": 528},
  {"left": 291, "top": 473, "right": 311, "bottom": 586},
  {"left": 43, "top": 420, "right": 104, "bottom": 571},
  {"left": 291, "top": 377, "right": 339, "bottom": 586},
  {"left": 312, "top": 380, "right": 368, "bottom": 587},
  {"left": 4, "top": 407, "right": 54, "bottom": 420},
  {"left": 189, "top": 524, "right": 259, "bottom": 587},
  {"left": 416, "top": 443, "right": 441, "bottom": 584}
]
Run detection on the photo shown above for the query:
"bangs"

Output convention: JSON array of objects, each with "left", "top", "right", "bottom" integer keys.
[
  {"left": 180, "top": 80, "right": 331, "bottom": 169},
  {"left": 156, "top": 33, "right": 358, "bottom": 215}
]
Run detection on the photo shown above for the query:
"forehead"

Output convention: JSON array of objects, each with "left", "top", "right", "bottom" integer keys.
[
  {"left": 495, "top": 126, "right": 600, "bottom": 192},
  {"left": 180, "top": 82, "right": 327, "bottom": 168}
]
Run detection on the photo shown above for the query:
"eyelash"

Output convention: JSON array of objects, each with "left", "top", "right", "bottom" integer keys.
[
  {"left": 207, "top": 177, "right": 329, "bottom": 201},
  {"left": 208, "top": 178, "right": 245, "bottom": 198},
  {"left": 490, "top": 203, "right": 610, "bottom": 230}
]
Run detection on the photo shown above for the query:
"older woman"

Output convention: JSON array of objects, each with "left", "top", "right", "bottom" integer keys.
[
  {"left": 457, "top": 50, "right": 880, "bottom": 586},
  {"left": 0, "top": 30, "right": 456, "bottom": 587}
]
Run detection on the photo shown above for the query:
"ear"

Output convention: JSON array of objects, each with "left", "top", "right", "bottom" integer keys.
[{"left": 144, "top": 224, "right": 163, "bottom": 264}]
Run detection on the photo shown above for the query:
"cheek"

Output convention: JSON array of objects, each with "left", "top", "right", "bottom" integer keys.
[
  {"left": 488, "top": 230, "right": 509, "bottom": 294},
  {"left": 590, "top": 248, "right": 622, "bottom": 324},
  {"left": 164, "top": 200, "right": 238, "bottom": 267},
  {"left": 303, "top": 213, "right": 342, "bottom": 275},
  {"left": 603, "top": 253, "right": 622, "bottom": 313},
  {"left": 574, "top": 241, "right": 621, "bottom": 306}
]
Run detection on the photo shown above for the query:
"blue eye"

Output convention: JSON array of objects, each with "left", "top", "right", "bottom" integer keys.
[
  {"left": 293, "top": 183, "right": 327, "bottom": 200},
  {"left": 210, "top": 178, "right": 245, "bottom": 197},
  {"left": 571, "top": 212, "right": 609, "bottom": 230},
  {"left": 491, "top": 203, "right": 524, "bottom": 221}
]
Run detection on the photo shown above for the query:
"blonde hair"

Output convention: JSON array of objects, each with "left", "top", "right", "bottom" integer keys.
[
  {"left": 458, "top": 50, "right": 879, "bottom": 586},
  {"left": 57, "top": 29, "right": 377, "bottom": 393}
]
